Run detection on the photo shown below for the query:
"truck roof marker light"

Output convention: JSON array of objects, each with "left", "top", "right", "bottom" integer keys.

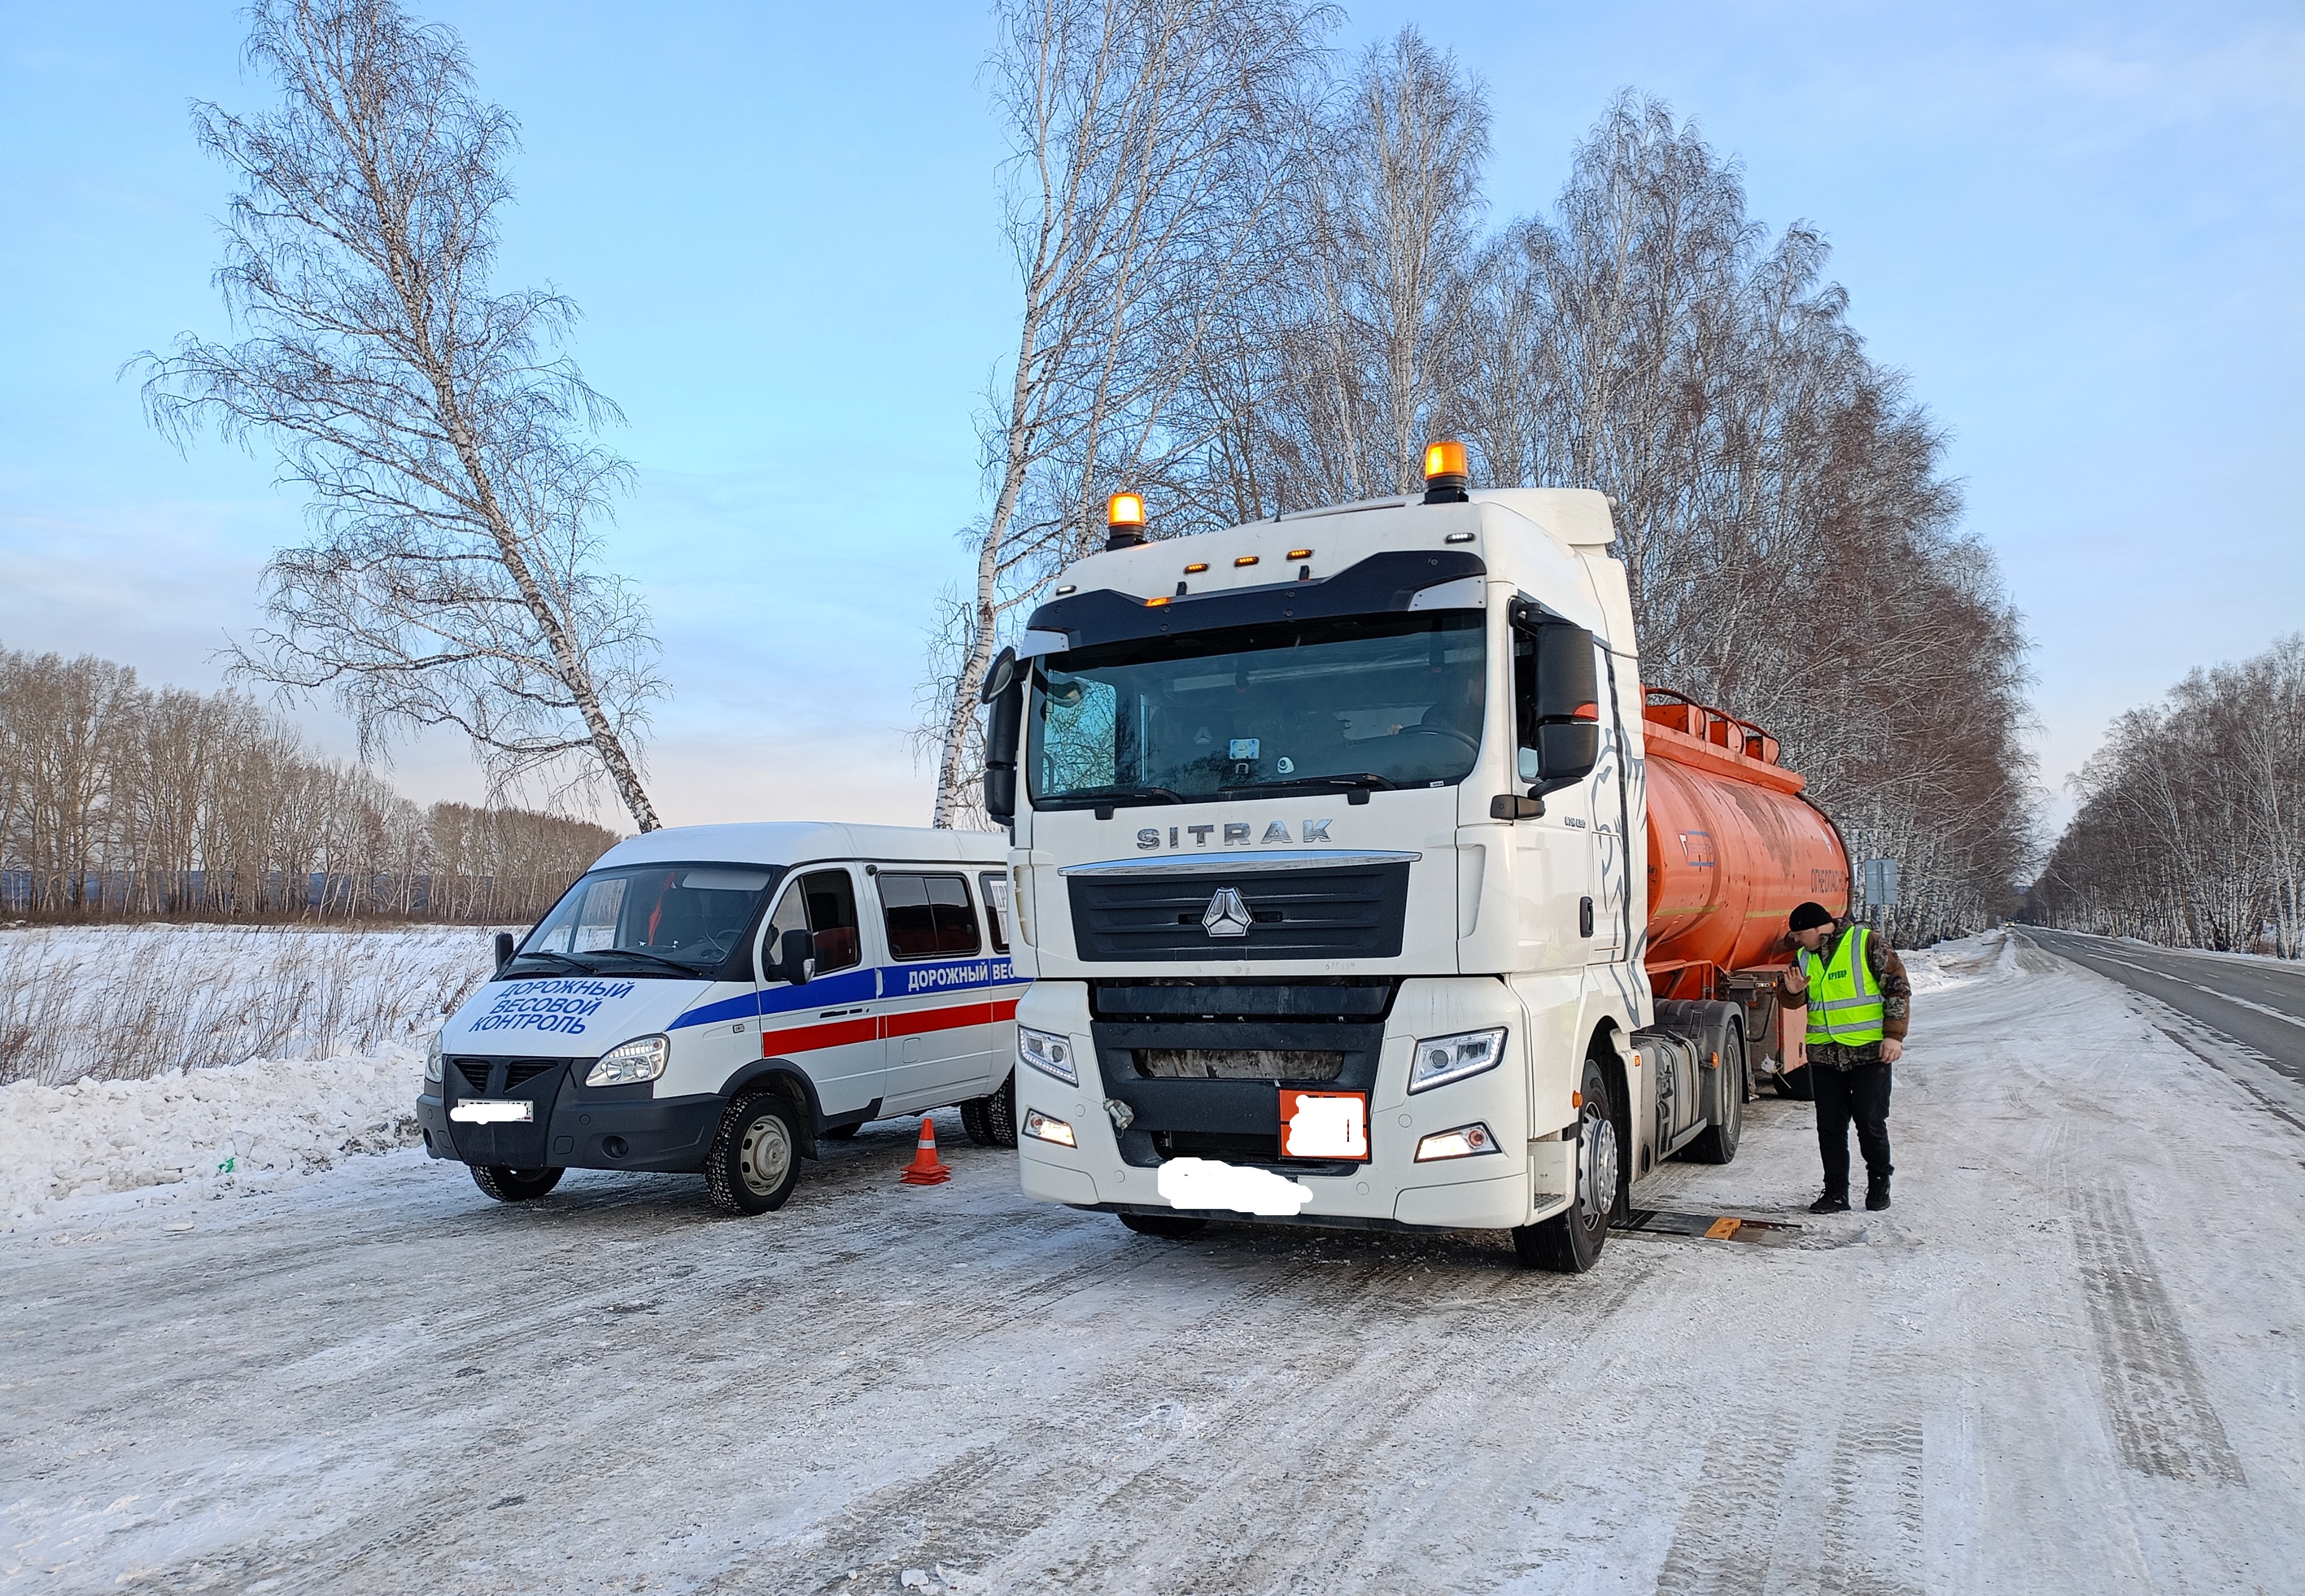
[
  {"left": 1106, "top": 491, "right": 1147, "bottom": 551},
  {"left": 1423, "top": 440, "right": 1470, "bottom": 503},
  {"left": 1235, "top": 555, "right": 1259, "bottom": 567},
  {"left": 1286, "top": 548, "right": 1312, "bottom": 560},
  {"left": 1144, "top": 594, "right": 1171, "bottom": 607},
  {"left": 1184, "top": 562, "right": 1208, "bottom": 573},
  {"left": 1443, "top": 531, "right": 1474, "bottom": 544},
  {"left": 1055, "top": 585, "right": 1076, "bottom": 595}
]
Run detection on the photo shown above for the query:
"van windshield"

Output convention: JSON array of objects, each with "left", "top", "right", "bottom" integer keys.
[
  {"left": 1028, "top": 612, "right": 1485, "bottom": 809},
  {"left": 512, "top": 863, "right": 783, "bottom": 979}
]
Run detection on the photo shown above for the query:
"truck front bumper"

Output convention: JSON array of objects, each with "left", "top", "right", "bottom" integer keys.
[{"left": 1014, "top": 979, "right": 1571, "bottom": 1232}]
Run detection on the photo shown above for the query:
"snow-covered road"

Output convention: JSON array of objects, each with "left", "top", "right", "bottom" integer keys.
[{"left": 3, "top": 934, "right": 2299, "bottom": 1594}]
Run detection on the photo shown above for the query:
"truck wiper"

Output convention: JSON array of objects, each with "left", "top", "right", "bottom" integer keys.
[
  {"left": 1061, "top": 784, "right": 1187, "bottom": 806},
  {"left": 1225, "top": 772, "right": 1399, "bottom": 795}
]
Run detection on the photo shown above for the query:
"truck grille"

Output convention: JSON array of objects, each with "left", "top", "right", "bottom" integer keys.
[
  {"left": 1067, "top": 862, "right": 1410, "bottom": 962},
  {"left": 1135, "top": 1048, "right": 1344, "bottom": 1082}
]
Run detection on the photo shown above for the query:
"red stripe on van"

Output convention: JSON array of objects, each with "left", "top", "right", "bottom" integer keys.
[
  {"left": 760, "top": 1015, "right": 879, "bottom": 1057},
  {"left": 761, "top": 999, "right": 1013, "bottom": 1059}
]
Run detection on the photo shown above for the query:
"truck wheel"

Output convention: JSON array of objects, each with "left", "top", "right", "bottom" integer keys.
[
  {"left": 705, "top": 1095, "right": 801, "bottom": 1215},
  {"left": 1683, "top": 1019, "right": 1745, "bottom": 1164},
  {"left": 1513, "top": 1055, "right": 1618, "bottom": 1273},
  {"left": 961, "top": 1072, "right": 1020, "bottom": 1149},
  {"left": 471, "top": 1164, "right": 562, "bottom": 1203},
  {"left": 1119, "top": 1212, "right": 1209, "bottom": 1240}
]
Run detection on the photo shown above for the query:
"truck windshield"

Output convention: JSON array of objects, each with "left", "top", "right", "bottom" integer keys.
[
  {"left": 512, "top": 863, "right": 782, "bottom": 978},
  {"left": 1029, "top": 612, "right": 1485, "bottom": 809}
]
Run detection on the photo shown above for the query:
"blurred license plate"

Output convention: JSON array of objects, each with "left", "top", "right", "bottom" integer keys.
[
  {"left": 1280, "top": 1089, "right": 1368, "bottom": 1160},
  {"left": 450, "top": 1100, "right": 533, "bottom": 1123}
]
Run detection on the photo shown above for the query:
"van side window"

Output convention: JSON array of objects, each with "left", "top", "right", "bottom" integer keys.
[
  {"left": 979, "top": 871, "right": 1011, "bottom": 954},
  {"left": 761, "top": 869, "right": 862, "bottom": 980},
  {"left": 878, "top": 872, "right": 981, "bottom": 960}
]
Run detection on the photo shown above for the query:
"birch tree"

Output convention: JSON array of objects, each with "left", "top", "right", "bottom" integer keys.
[
  {"left": 924, "top": 0, "right": 1331, "bottom": 827},
  {"left": 132, "top": 0, "right": 665, "bottom": 830}
]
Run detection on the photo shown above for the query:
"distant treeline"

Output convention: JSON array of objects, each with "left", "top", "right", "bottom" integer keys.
[
  {"left": 0, "top": 643, "right": 620, "bottom": 923},
  {"left": 2028, "top": 636, "right": 2303, "bottom": 957}
]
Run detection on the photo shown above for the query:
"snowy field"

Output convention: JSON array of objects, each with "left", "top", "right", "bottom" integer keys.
[
  {"left": 2, "top": 932, "right": 2300, "bottom": 1593},
  {"left": 0, "top": 923, "right": 500, "bottom": 1220}
]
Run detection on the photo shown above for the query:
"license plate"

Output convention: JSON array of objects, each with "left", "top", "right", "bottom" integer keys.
[
  {"left": 1280, "top": 1089, "right": 1368, "bottom": 1161},
  {"left": 450, "top": 1100, "right": 533, "bottom": 1124}
]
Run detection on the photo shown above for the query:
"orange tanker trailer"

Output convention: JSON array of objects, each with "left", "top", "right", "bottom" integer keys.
[{"left": 1639, "top": 686, "right": 1850, "bottom": 1095}]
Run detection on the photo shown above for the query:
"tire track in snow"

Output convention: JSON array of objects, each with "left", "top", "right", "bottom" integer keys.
[
  {"left": 1816, "top": 1335, "right": 1924, "bottom": 1596},
  {"left": 2069, "top": 1183, "right": 2245, "bottom": 1486},
  {"left": 1650, "top": 1391, "right": 1799, "bottom": 1596}
]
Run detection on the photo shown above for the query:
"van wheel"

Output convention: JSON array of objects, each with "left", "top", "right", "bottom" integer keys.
[
  {"left": 1513, "top": 1054, "right": 1618, "bottom": 1273},
  {"left": 706, "top": 1095, "right": 801, "bottom": 1215},
  {"left": 1119, "top": 1212, "right": 1208, "bottom": 1240},
  {"left": 472, "top": 1165, "right": 562, "bottom": 1203},
  {"left": 961, "top": 1072, "right": 1019, "bottom": 1149},
  {"left": 1683, "top": 1020, "right": 1745, "bottom": 1165}
]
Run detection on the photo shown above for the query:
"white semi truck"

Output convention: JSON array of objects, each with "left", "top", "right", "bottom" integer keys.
[{"left": 981, "top": 447, "right": 1849, "bottom": 1270}]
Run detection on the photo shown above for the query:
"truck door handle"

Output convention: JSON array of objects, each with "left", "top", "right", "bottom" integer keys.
[{"left": 1580, "top": 896, "right": 1595, "bottom": 937}]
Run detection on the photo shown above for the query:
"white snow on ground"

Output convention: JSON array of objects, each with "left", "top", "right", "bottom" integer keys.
[
  {"left": 0, "top": 923, "right": 496, "bottom": 1221},
  {"left": 0, "top": 1047, "right": 424, "bottom": 1222},
  {"left": 1, "top": 929, "right": 2299, "bottom": 1594}
]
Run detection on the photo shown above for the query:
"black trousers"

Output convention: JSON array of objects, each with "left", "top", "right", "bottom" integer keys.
[{"left": 1813, "top": 1061, "right": 1893, "bottom": 1195}]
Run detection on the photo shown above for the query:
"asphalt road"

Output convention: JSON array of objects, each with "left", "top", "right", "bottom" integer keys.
[{"left": 2018, "top": 926, "right": 2305, "bottom": 1084}]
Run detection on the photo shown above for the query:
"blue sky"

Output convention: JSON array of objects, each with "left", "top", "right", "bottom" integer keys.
[{"left": 3, "top": 0, "right": 2299, "bottom": 841}]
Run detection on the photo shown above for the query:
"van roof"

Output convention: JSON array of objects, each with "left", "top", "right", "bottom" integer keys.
[{"left": 593, "top": 822, "right": 1010, "bottom": 872}]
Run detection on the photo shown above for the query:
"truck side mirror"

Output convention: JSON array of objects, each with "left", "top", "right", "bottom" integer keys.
[
  {"left": 493, "top": 931, "right": 515, "bottom": 975},
  {"left": 1535, "top": 624, "right": 1599, "bottom": 723},
  {"left": 1537, "top": 720, "right": 1600, "bottom": 783},
  {"left": 982, "top": 652, "right": 1025, "bottom": 827},
  {"left": 775, "top": 927, "right": 815, "bottom": 987}
]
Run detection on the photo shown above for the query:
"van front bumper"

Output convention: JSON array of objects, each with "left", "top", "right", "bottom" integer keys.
[{"left": 416, "top": 1087, "right": 723, "bottom": 1173}]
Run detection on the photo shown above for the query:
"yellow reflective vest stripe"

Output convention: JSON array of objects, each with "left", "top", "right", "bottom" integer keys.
[{"left": 1801, "top": 925, "right": 1886, "bottom": 1046}]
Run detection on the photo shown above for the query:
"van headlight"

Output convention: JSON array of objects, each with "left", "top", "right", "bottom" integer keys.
[
  {"left": 1017, "top": 1025, "right": 1078, "bottom": 1086},
  {"left": 585, "top": 1034, "right": 669, "bottom": 1087},
  {"left": 424, "top": 1032, "right": 444, "bottom": 1086},
  {"left": 1408, "top": 1027, "right": 1507, "bottom": 1093}
]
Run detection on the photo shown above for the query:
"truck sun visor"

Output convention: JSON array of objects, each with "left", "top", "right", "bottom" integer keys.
[{"left": 1023, "top": 549, "right": 1487, "bottom": 653}]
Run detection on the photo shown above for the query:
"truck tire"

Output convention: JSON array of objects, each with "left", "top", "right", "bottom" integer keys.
[
  {"left": 705, "top": 1095, "right": 801, "bottom": 1215},
  {"left": 1683, "top": 1019, "right": 1745, "bottom": 1164},
  {"left": 960, "top": 1072, "right": 1020, "bottom": 1149},
  {"left": 1513, "top": 1054, "right": 1618, "bottom": 1273},
  {"left": 470, "top": 1164, "right": 563, "bottom": 1203},
  {"left": 1119, "top": 1212, "right": 1209, "bottom": 1240}
]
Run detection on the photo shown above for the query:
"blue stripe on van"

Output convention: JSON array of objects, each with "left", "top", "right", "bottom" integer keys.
[{"left": 666, "top": 958, "right": 1025, "bottom": 1033}]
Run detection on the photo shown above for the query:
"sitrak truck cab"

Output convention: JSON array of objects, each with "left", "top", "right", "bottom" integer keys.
[{"left": 982, "top": 449, "right": 1850, "bottom": 1271}]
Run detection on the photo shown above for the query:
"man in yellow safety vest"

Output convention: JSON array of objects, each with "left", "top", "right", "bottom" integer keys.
[{"left": 1782, "top": 900, "right": 1911, "bottom": 1213}]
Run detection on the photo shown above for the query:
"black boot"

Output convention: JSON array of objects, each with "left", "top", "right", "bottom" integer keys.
[
  {"left": 1809, "top": 1191, "right": 1850, "bottom": 1214},
  {"left": 1866, "top": 1176, "right": 1891, "bottom": 1211}
]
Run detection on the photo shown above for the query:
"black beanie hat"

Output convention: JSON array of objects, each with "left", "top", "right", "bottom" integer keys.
[{"left": 1788, "top": 900, "right": 1833, "bottom": 933}]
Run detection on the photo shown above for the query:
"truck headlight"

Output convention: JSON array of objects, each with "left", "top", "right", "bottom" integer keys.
[
  {"left": 424, "top": 1032, "right": 444, "bottom": 1086},
  {"left": 585, "top": 1034, "right": 668, "bottom": 1087},
  {"left": 1017, "top": 1025, "right": 1078, "bottom": 1086},
  {"left": 1408, "top": 1027, "right": 1507, "bottom": 1093}
]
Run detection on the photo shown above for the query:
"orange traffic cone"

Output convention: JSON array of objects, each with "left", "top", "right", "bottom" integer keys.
[{"left": 899, "top": 1115, "right": 952, "bottom": 1186}]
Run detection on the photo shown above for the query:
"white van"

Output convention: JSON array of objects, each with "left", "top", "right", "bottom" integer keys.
[{"left": 415, "top": 822, "right": 1023, "bottom": 1213}]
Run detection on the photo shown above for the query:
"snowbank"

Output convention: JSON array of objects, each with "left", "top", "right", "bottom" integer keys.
[
  {"left": 0, "top": 1045, "right": 427, "bottom": 1221},
  {"left": 0, "top": 922, "right": 500, "bottom": 1222}
]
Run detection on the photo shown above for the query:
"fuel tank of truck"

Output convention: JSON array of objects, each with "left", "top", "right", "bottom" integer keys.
[{"left": 1639, "top": 688, "right": 1850, "bottom": 978}]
